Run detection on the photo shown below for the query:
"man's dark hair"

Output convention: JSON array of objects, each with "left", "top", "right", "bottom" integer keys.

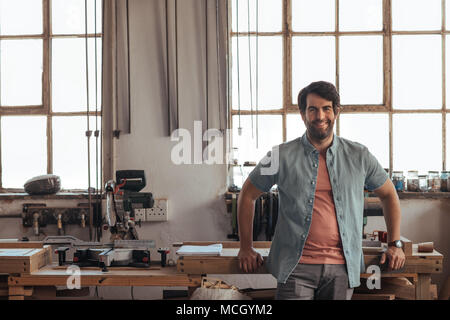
[{"left": 297, "top": 81, "right": 340, "bottom": 114}]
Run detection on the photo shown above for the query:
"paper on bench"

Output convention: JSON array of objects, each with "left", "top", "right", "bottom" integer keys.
[{"left": 176, "top": 243, "right": 223, "bottom": 256}]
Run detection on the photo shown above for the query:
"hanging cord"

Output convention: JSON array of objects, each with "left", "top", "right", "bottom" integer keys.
[
  {"left": 98, "top": 0, "right": 105, "bottom": 241},
  {"left": 94, "top": 0, "right": 100, "bottom": 241},
  {"left": 236, "top": 0, "right": 242, "bottom": 135},
  {"left": 215, "top": 0, "right": 223, "bottom": 131},
  {"left": 126, "top": 0, "right": 131, "bottom": 132},
  {"left": 255, "top": 0, "right": 259, "bottom": 148},
  {"left": 85, "top": 0, "right": 93, "bottom": 241},
  {"left": 0, "top": 20, "right": 2, "bottom": 107},
  {"left": 247, "top": 0, "right": 253, "bottom": 138},
  {"left": 175, "top": 0, "right": 179, "bottom": 129},
  {"left": 165, "top": 0, "right": 170, "bottom": 134},
  {"left": 114, "top": 0, "right": 119, "bottom": 134},
  {"left": 205, "top": 0, "right": 209, "bottom": 131}
]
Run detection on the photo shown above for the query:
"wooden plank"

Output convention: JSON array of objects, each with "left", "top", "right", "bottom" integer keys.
[
  {"left": 352, "top": 293, "right": 395, "bottom": 300},
  {"left": 174, "top": 241, "right": 271, "bottom": 249},
  {"left": 401, "top": 237, "right": 413, "bottom": 256},
  {"left": 356, "top": 277, "right": 416, "bottom": 300},
  {"left": 10, "top": 275, "right": 202, "bottom": 287},
  {"left": 415, "top": 274, "right": 432, "bottom": 300},
  {"left": 9, "top": 286, "right": 33, "bottom": 297},
  {"left": 364, "top": 254, "right": 442, "bottom": 274},
  {"left": 0, "top": 246, "right": 52, "bottom": 274},
  {"left": 0, "top": 242, "right": 44, "bottom": 249},
  {"left": 9, "top": 268, "right": 203, "bottom": 288},
  {"left": 177, "top": 255, "right": 268, "bottom": 274},
  {"left": 0, "top": 241, "right": 44, "bottom": 249},
  {"left": 176, "top": 249, "right": 442, "bottom": 275}
]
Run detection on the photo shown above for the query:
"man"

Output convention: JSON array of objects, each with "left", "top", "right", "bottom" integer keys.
[{"left": 237, "top": 81, "right": 405, "bottom": 300}]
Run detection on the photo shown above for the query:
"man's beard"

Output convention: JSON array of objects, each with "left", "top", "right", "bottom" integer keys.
[{"left": 306, "top": 119, "right": 334, "bottom": 141}]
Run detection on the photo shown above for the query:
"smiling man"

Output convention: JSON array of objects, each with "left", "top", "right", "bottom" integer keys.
[{"left": 237, "top": 81, "right": 405, "bottom": 300}]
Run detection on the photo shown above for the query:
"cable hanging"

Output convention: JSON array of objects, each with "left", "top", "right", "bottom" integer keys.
[
  {"left": 236, "top": 0, "right": 242, "bottom": 136},
  {"left": 85, "top": 0, "right": 93, "bottom": 241},
  {"left": 215, "top": 0, "right": 223, "bottom": 131},
  {"left": 247, "top": 0, "right": 253, "bottom": 138},
  {"left": 255, "top": 0, "right": 259, "bottom": 148},
  {"left": 205, "top": 0, "right": 209, "bottom": 131}
]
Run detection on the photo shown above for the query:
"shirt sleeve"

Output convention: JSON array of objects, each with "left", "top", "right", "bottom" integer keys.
[
  {"left": 364, "top": 147, "right": 389, "bottom": 191},
  {"left": 248, "top": 149, "right": 279, "bottom": 192}
]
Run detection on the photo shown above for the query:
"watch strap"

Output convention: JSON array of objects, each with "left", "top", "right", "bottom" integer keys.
[{"left": 388, "top": 240, "right": 403, "bottom": 248}]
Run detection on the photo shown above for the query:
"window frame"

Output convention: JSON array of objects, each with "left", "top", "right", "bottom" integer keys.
[
  {"left": 228, "top": 0, "right": 450, "bottom": 174},
  {"left": 0, "top": 0, "right": 103, "bottom": 192}
]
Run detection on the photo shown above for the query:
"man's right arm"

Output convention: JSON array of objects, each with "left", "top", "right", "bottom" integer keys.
[{"left": 237, "top": 178, "right": 265, "bottom": 273}]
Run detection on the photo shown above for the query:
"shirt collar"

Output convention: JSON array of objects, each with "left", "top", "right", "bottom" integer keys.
[{"left": 301, "top": 132, "right": 340, "bottom": 155}]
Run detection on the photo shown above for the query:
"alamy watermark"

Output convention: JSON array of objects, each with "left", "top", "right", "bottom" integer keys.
[
  {"left": 66, "top": 265, "right": 81, "bottom": 289},
  {"left": 170, "top": 121, "right": 279, "bottom": 175},
  {"left": 366, "top": 265, "right": 381, "bottom": 290}
]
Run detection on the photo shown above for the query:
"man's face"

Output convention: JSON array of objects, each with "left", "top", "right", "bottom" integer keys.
[{"left": 300, "top": 93, "right": 338, "bottom": 141}]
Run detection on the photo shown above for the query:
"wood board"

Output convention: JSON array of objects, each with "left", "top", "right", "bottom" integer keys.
[{"left": 0, "top": 246, "right": 52, "bottom": 274}]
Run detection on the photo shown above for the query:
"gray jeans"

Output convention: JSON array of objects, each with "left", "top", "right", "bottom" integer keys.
[{"left": 275, "top": 264, "right": 354, "bottom": 300}]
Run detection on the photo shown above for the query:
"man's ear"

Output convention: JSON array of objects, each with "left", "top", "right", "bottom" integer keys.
[
  {"left": 335, "top": 106, "right": 342, "bottom": 118},
  {"left": 300, "top": 111, "right": 306, "bottom": 122}
]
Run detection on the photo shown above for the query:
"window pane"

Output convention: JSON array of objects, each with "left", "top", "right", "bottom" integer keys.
[
  {"left": 447, "top": 0, "right": 450, "bottom": 30},
  {"left": 232, "top": 115, "right": 282, "bottom": 164},
  {"left": 446, "top": 35, "right": 450, "bottom": 109},
  {"left": 339, "top": 114, "right": 389, "bottom": 169},
  {"left": 1, "top": 116, "right": 47, "bottom": 188},
  {"left": 446, "top": 114, "right": 450, "bottom": 167},
  {"left": 0, "top": 0, "right": 42, "bottom": 35},
  {"left": 231, "top": 0, "right": 281, "bottom": 33},
  {"left": 339, "top": 0, "right": 382, "bottom": 31},
  {"left": 393, "top": 35, "right": 441, "bottom": 109},
  {"left": 292, "top": 36, "right": 335, "bottom": 104},
  {"left": 292, "top": 0, "right": 335, "bottom": 32},
  {"left": 393, "top": 114, "right": 441, "bottom": 174},
  {"left": 339, "top": 36, "right": 383, "bottom": 105},
  {"left": 52, "top": 38, "right": 102, "bottom": 112},
  {"left": 0, "top": 40, "right": 43, "bottom": 106},
  {"left": 392, "top": 0, "right": 441, "bottom": 31},
  {"left": 52, "top": 0, "right": 103, "bottom": 34},
  {"left": 53, "top": 116, "right": 101, "bottom": 190},
  {"left": 286, "top": 113, "right": 307, "bottom": 141},
  {"left": 232, "top": 36, "right": 282, "bottom": 110}
]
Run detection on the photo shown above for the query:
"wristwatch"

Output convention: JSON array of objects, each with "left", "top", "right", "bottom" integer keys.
[{"left": 387, "top": 240, "right": 403, "bottom": 248}]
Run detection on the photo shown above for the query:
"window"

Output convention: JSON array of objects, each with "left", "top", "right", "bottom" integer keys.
[
  {"left": 0, "top": 0, "right": 102, "bottom": 191},
  {"left": 230, "top": 0, "right": 450, "bottom": 176}
]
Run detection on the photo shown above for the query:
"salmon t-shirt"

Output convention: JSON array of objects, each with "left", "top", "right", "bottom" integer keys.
[{"left": 299, "top": 151, "right": 346, "bottom": 264}]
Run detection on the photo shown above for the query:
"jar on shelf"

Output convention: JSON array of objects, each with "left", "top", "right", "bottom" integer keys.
[
  {"left": 428, "top": 171, "right": 441, "bottom": 192},
  {"left": 407, "top": 170, "right": 419, "bottom": 192},
  {"left": 392, "top": 171, "right": 404, "bottom": 192},
  {"left": 441, "top": 171, "right": 450, "bottom": 191},
  {"left": 419, "top": 175, "right": 428, "bottom": 192}
]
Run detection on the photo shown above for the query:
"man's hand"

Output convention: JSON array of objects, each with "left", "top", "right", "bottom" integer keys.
[
  {"left": 238, "top": 247, "right": 264, "bottom": 273},
  {"left": 380, "top": 247, "right": 406, "bottom": 271}
]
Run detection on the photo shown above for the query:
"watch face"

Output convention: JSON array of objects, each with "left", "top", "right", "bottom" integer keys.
[{"left": 395, "top": 240, "right": 403, "bottom": 248}]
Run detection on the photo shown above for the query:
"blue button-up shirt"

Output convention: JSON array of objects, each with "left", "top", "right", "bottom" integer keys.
[{"left": 248, "top": 133, "right": 388, "bottom": 288}]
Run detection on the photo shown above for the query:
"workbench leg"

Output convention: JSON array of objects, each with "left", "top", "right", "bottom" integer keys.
[
  {"left": 8, "top": 286, "right": 25, "bottom": 300},
  {"left": 415, "top": 274, "right": 431, "bottom": 300}
]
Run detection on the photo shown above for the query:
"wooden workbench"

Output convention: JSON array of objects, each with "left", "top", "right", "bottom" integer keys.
[
  {"left": 1, "top": 240, "right": 443, "bottom": 300},
  {"left": 4, "top": 263, "right": 202, "bottom": 300},
  {"left": 175, "top": 241, "right": 443, "bottom": 300}
]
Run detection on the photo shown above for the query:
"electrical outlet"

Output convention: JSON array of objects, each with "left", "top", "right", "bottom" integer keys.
[
  {"left": 134, "top": 208, "right": 146, "bottom": 222},
  {"left": 146, "top": 199, "right": 168, "bottom": 222}
]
